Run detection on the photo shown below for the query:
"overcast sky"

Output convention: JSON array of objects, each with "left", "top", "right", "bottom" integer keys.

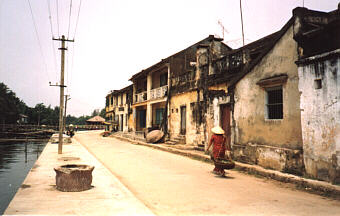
[{"left": 0, "top": 0, "right": 338, "bottom": 117}]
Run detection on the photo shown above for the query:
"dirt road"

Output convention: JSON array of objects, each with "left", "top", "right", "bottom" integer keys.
[{"left": 75, "top": 131, "right": 340, "bottom": 216}]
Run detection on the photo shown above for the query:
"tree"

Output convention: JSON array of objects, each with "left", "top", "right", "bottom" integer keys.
[
  {"left": 99, "top": 108, "right": 106, "bottom": 118},
  {"left": 91, "top": 109, "right": 100, "bottom": 117},
  {"left": 0, "top": 83, "right": 26, "bottom": 124}
]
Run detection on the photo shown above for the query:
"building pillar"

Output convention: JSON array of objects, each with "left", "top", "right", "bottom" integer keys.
[
  {"left": 147, "top": 103, "right": 152, "bottom": 128},
  {"left": 146, "top": 73, "right": 152, "bottom": 128},
  {"left": 166, "top": 63, "right": 171, "bottom": 136},
  {"left": 147, "top": 74, "right": 152, "bottom": 100},
  {"left": 132, "top": 107, "right": 137, "bottom": 132}
]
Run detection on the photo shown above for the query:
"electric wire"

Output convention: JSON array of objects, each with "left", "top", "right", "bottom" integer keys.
[
  {"left": 66, "top": 44, "right": 70, "bottom": 94},
  {"left": 47, "top": 0, "right": 59, "bottom": 82},
  {"left": 56, "top": 0, "right": 60, "bottom": 36},
  {"left": 67, "top": 0, "right": 73, "bottom": 39},
  {"left": 69, "top": 42, "right": 76, "bottom": 95},
  {"left": 27, "top": 0, "right": 50, "bottom": 82},
  {"left": 73, "top": 0, "right": 82, "bottom": 39}
]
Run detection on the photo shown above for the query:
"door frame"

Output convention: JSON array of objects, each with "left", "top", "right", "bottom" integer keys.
[
  {"left": 180, "top": 105, "right": 186, "bottom": 135},
  {"left": 220, "top": 104, "right": 231, "bottom": 148}
]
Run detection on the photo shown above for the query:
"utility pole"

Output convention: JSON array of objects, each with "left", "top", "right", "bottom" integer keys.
[
  {"left": 53, "top": 35, "right": 74, "bottom": 154},
  {"left": 239, "top": 0, "right": 245, "bottom": 46},
  {"left": 64, "top": 95, "right": 71, "bottom": 132}
]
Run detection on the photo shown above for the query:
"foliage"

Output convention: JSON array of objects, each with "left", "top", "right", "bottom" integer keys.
[
  {"left": 0, "top": 82, "right": 104, "bottom": 126},
  {"left": 99, "top": 108, "right": 106, "bottom": 118},
  {"left": 0, "top": 83, "right": 27, "bottom": 124}
]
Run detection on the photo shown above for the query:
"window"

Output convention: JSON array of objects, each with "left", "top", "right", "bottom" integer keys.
[
  {"left": 314, "top": 79, "right": 322, "bottom": 89},
  {"left": 266, "top": 86, "right": 283, "bottom": 119},
  {"left": 110, "top": 96, "right": 113, "bottom": 106},
  {"left": 120, "top": 94, "right": 123, "bottom": 105},
  {"left": 160, "top": 73, "right": 168, "bottom": 87},
  {"left": 126, "top": 93, "right": 129, "bottom": 104},
  {"left": 155, "top": 108, "right": 165, "bottom": 125},
  {"left": 106, "top": 97, "right": 109, "bottom": 107},
  {"left": 115, "top": 96, "right": 118, "bottom": 105}
]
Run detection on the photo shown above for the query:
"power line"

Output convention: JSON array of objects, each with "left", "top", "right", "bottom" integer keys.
[
  {"left": 27, "top": 0, "right": 50, "bottom": 81},
  {"left": 46, "top": 0, "right": 55, "bottom": 37},
  {"left": 67, "top": 0, "right": 73, "bottom": 39},
  {"left": 69, "top": 42, "right": 76, "bottom": 94},
  {"left": 56, "top": 0, "right": 60, "bottom": 36},
  {"left": 73, "top": 0, "right": 82, "bottom": 39},
  {"left": 47, "top": 0, "right": 59, "bottom": 82}
]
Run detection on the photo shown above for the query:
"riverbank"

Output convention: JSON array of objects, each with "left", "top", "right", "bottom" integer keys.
[{"left": 4, "top": 132, "right": 154, "bottom": 215}]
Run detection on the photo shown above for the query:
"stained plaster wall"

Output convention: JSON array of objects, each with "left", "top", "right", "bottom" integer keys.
[
  {"left": 205, "top": 84, "right": 229, "bottom": 149},
  {"left": 232, "top": 26, "right": 304, "bottom": 174},
  {"left": 298, "top": 52, "right": 340, "bottom": 183},
  {"left": 169, "top": 91, "right": 203, "bottom": 145}
]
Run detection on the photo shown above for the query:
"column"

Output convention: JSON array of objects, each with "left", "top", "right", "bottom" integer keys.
[{"left": 147, "top": 103, "right": 152, "bottom": 128}]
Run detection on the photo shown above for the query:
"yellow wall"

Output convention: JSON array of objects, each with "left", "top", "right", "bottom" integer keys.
[
  {"left": 169, "top": 91, "right": 198, "bottom": 145},
  {"left": 233, "top": 26, "right": 302, "bottom": 150}
]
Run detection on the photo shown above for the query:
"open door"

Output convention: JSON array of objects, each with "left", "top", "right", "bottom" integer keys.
[
  {"left": 180, "top": 106, "right": 186, "bottom": 135},
  {"left": 220, "top": 104, "right": 231, "bottom": 148},
  {"left": 120, "top": 114, "right": 124, "bottom": 131}
]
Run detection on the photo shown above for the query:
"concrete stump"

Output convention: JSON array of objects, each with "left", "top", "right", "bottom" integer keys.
[{"left": 54, "top": 164, "right": 94, "bottom": 192}]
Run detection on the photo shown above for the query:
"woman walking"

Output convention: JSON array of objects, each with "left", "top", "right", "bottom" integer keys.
[{"left": 206, "top": 126, "right": 229, "bottom": 176}]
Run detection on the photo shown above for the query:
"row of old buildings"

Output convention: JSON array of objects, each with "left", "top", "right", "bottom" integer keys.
[{"left": 105, "top": 6, "right": 340, "bottom": 184}]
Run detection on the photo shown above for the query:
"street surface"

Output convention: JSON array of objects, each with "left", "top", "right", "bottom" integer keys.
[{"left": 75, "top": 131, "right": 340, "bottom": 216}]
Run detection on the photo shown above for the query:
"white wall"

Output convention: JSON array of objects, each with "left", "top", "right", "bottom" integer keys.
[{"left": 298, "top": 50, "right": 340, "bottom": 183}]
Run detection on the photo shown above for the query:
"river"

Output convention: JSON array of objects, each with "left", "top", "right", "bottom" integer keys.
[{"left": 0, "top": 141, "right": 47, "bottom": 214}]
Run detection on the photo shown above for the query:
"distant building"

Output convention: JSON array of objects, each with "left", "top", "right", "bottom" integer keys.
[
  {"left": 105, "top": 85, "right": 133, "bottom": 132},
  {"left": 86, "top": 115, "right": 105, "bottom": 125},
  {"left": 18, "top": 114, "right": 28, "bottom": 124}
]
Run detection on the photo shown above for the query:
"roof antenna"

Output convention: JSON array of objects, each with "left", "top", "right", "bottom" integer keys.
[{"left": 218, "top": 20, "right": 228, "bottom": 40}]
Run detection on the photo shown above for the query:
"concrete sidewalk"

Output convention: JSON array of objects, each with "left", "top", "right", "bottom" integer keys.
[
  {"left": 4, "top": 137, "right": 155, "bottom": 216},
  {"left": 112, "top": 133, "right": 340, "bottom": 199}
]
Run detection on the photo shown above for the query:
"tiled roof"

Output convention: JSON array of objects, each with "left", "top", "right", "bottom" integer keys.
[{"left": 86, "top": 116, "right": 105, "bottom": 122}]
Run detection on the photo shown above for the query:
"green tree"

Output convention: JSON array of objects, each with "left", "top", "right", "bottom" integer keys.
[
  {"left": 0, "top": 83, "right": 27, "bottom": 124},
  {"left": 99, "top": 108, "right": 106, "bottom": 118}
]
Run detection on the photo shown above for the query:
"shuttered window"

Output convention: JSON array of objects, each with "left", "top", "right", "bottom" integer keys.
[{"left": 266, "top": 86, "right": 283, "bottom": 119}]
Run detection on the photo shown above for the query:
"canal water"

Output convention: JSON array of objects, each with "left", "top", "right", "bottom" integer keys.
[{"left": 0, "top": 141, "right": 47, "bottom": 214}]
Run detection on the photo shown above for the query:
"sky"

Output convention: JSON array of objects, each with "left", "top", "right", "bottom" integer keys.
[{"left": 0, "top": 0, "right": 338, "bottom": 117}]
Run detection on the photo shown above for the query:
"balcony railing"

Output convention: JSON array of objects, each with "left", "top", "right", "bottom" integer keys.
[
  {"left": 135, "top": 91, "right": 147, "bottom": 103},
  {"left": 150, "top": 85, "right": 167, "bottom": 100}
]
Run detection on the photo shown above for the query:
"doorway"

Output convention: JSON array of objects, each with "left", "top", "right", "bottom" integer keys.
[
  {"left": 180, "top": 106, "right": 186, "bottom": 135},
  {"left": 120, "top": 114, "right": 124, "bottom": 131},
  {"left": 220, "top": 104, "right": 231, "bottom": 146}
]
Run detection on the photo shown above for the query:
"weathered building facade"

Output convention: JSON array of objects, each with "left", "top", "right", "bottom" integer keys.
[
  {"left": 168, "top": 37, "right": 231, "bottom": 146},
  {"left": 129, "top": 61, "right": 169, "bottom": 136},
  {"left": 105, "top": 85, "right": 133, "bottom": 132},
  {"left": 104, "top": 5, "right": 340, "bottom": 185},
  {"left": 129, "top": 35, "right": 231, "bottom": 141},
  {"left": 294, "top": 6, "right": 340, "bottom": 183}
]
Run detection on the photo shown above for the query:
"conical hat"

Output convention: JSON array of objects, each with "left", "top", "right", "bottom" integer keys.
[{"left": 211, "top": 126, "right": 224, "bottom": 135}]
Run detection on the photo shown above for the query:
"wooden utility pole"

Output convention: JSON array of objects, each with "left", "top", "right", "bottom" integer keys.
[
  {"left": 53, "top": 35, "right": 74, "bottom": 154},
  {"left": 239, "top": 0, "right": 245, "bottom": 46}
]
